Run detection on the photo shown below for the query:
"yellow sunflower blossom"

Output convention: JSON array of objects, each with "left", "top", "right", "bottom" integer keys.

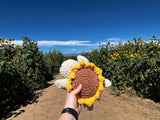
[
  {"left": 130, "top": 42, "right": 134, "bottom": 44},
  {"left": 124, "top": 43, "right": 128, "bottom": 46},
  {"left": 7, "top": 55, "right": 10, "bottom": 58},
  {"left": 67, "top": 61, "right": 105, "bottom": 106},
  {"left": 113, "top": 57, "right": 116, "bottom": 60},
  {"left": 9, "top": 38, "right": 13, "bottom": 41},
  {"left": 109, "top": 46, "right": 114, "bottom": 49},
  {"left": 1, "top": 44, "right": 5, "bottom": 47},
  {"left": 130, "top": 54, "right": 134, "bottom": 58},
  {"left": 152, "top": 61, "right": 156, "bottom": 66},
  {"left": 138, "top": 40, "right": 143, "bottom": 44},
  {"left": 116, "top": 53, "right": 120, "bottom": 57},
  {"left": 142, "top": 54, "right": 147, "bottom": 57},
  {"left": 134, "top": 53, "right": 137, "bottom": 56},
  {"left": 17, "top": 51, "right": 20, "bottom": 54},
  {"left": 132, "top": 92, "right": 136, "bottom": 95},
  {"left": 16, "top": 45, "right": 20, "bottom": 49},
  {"left": 121, "top": 90, "right": 125, "bottom": 94}
]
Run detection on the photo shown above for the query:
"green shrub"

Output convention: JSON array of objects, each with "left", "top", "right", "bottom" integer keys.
[
  {"left": 43, "top": 49, "right": 63, "bottom": 77},
  {"left": 63, "top": 55, "right": 77, "bottom": 61},
  {"left": 12, "top": 37, "right": 51, "bottom": 89},
  {"left": 82, "top": 36, "right": 160, "bottom": 101},
  {"left": 0, "top": 37, "right": 34, "bottom": 116},
  {"left": 0, "top": 37, "right": 63, "bottom": 118}
]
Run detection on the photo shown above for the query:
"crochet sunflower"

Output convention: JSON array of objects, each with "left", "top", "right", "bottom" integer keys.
[{"left": 67, "top": 61, "right": 105, "bottom": 106}]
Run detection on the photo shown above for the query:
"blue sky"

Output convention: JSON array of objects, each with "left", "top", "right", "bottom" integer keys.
[{"left": 0, "top": 0, "right": 160, "bottom": 54}]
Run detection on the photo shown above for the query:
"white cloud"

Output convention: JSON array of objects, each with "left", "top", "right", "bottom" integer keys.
[
  {"left": 12, "top": 40, "right": 97, "bottom": 46},
  {"left": 106, "top": 37, "right": 121, "bottom": 41},
  {"left": 12, "top": 40, "right": 23, "bottom": 46},
  {"left": 37, "top": 40, "right": 93, "bottom": 46},
  {"left": 103, "top": 37, "right": 129, "bottom": 45},
  {"left": 99, "top": 41, "right": 123, "bottom": 46},
  {"left": 11, "top": 37, "right": 129, "bottom": 48},
  {"left": 72, "top": 49, "right": 76, "bottom": 51}
]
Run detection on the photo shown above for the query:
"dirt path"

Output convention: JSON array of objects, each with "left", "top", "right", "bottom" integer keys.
[{"left": 7, "top": 74, "right": 160, "bottom": 120}]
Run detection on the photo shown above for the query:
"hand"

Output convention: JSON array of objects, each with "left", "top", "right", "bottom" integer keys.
[{"left": 64, "top": 84, "right": 82, "bottom": 115}]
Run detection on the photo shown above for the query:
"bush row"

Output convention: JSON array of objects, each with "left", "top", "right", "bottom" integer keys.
[
  {"left": 82, "top": 36, "right": 160, "bottom": 102},
  {"left": 0, "top": 37, "right": 63, "bottom": 118}
]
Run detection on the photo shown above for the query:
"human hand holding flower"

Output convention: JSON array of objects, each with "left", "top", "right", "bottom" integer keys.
[{"left": 64, "top": 84, "right": 82, "bottom": 115}]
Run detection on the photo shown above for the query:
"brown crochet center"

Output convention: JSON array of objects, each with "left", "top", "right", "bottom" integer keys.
[{"left": 72, "top": 68, "right": 99, "bottom": 98}]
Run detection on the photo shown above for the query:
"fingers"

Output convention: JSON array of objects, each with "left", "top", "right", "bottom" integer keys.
[{"left": 72, "top": 84, "right": 82, "bottom": 95}]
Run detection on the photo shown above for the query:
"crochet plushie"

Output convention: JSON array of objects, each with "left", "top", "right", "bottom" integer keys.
[
  {"left": 67, "top": 61, "right": 105, "bottom": 107},
  {"left": 54, "top": 55, "right": 112, "bottom": 110}
]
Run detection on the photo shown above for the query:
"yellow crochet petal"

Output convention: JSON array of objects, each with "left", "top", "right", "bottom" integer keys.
[
  {"left": 94, "top": 67, "right": 102, "bottom": 75},
  {"left": 86, "top": 63, "right": 96, "bottom": 69}
]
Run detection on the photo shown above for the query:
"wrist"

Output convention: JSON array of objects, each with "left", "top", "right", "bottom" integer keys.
[
  {"left": 60, "top": 113, "right": 76, "bottom": 120},
  {"left": 62, "top": 107, "right": 78, "bottom": 120}
]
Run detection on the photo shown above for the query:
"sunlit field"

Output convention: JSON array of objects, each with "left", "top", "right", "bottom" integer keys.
[
  {"left": 0, "top": 36, "right": 160, "bottom": 118},
  {"left": 82, "top": 36, "right": 160, "bottom": 101}
]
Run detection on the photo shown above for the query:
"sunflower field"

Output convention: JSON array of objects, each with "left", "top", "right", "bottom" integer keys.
[
  {"left": 0, "top": 35, "right": 160, "bottom": 118},
  {"left": 82, "top": 36, "right": 160, "bottom": 101},
  {"left": 0, "top": 37, "right": 63, "bottom": 117}
]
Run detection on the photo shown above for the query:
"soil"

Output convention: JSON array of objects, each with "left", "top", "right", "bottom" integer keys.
[{"left": 7, "top": 74, "right": 160, "bottom": 120}]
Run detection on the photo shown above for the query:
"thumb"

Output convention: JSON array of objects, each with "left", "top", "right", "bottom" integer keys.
[{"left": 72, "top": 84, "right": 82, "bottom": 95}]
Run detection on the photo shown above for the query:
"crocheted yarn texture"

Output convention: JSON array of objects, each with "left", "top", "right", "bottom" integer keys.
[
  {"left": 67, "top": 61, "right": 105, "bottom": 106},
  {"left": 77, "top": 55, "right": 89, "bottom": 63},
  {"left": 72, "top": 68, "right": 99, "bottom": 98},
  {"left": 60, "top": 59, "right": 78, "bottom": 79}
]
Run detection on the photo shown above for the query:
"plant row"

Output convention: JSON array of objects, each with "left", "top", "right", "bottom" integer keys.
[
  {"left": 0, "top": 37, "right": 63, "bottom": 118},
  {"left": 82, "top": 36, "right": 160, "bottom": 102}
]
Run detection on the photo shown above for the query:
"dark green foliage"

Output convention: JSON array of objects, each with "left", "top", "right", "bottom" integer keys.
[
  {"left": 82, "top": 36, "right": 160, "bottom": 102},
  {"left": 43, "top": 49, "right": 63, "bottom": 77},
  {"left": 0, "top": 37, "right": 63, "bottom": 118},
  {"left": 63, "top": 56, "right": 77, "bottom": 61}
]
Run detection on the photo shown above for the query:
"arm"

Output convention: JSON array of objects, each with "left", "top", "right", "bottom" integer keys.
[{"left": 58, "top": 84, "right": 82, "bottom": 120}]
